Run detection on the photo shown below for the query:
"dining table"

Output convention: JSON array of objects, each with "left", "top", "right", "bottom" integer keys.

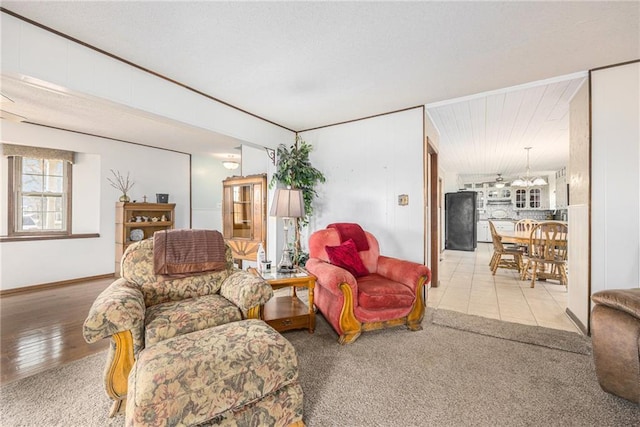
[
  {"left": 497, "top": 220, "right": 569, "bottom": 245},
  {"left": 497, "top": 229, "right": 531, "bottom": 245}
]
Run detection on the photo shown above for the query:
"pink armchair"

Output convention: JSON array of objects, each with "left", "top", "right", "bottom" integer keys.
[{"left": 305, "top": 224, "right": 431, "bottom": 344}]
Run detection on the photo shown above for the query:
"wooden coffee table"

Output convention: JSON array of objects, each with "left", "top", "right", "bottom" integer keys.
[{"left": 250, "top": 267, "right": 315, "bottom": 333}]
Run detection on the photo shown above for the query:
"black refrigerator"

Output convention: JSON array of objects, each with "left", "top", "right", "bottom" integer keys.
[{"left": 445, "top": 191, "right": 478, "bottom": 251}]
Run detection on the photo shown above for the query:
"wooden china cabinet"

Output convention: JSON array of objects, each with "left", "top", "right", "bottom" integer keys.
[{"left": 222, "top": 174, "right": 267, "bottom": 267}]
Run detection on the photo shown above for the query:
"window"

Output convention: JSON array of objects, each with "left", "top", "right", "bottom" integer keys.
[{"left": 8, "top": 155, "right": 72, "bottom": 236}]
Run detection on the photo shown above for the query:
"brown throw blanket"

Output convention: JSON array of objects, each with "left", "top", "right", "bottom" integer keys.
[
  {"left": 154, "top": 229, "right": 227, "bottom": 275},
  {"left": 327, "top": 223, "right": 370, "bottom": 251}
]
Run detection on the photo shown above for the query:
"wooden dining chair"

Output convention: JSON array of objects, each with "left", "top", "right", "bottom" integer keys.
[
  {"left": 514, "top": 219, "right": 538, "bottom": 254},
  {"left": 522, "top": 221, "right": 568, "bottom": 288},
  {"left": 489, "top": 221, "right": 523, "bottom": 275},
  {"left": 515, "top": 219, "right": 538, "bottom": 233}
]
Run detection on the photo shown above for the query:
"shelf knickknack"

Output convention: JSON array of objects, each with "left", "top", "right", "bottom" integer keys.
[{"left": 108, "top": 169, "right": 135, "bottom": 202}]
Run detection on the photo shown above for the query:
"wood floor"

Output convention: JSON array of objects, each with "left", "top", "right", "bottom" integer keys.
[{"left": 1, "top": 278, "right": 112, "bottom": 385}]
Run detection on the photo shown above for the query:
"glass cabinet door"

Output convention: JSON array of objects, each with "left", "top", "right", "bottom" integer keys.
[
  {"left": 223, "top": 174, "right": 267, "bottom": 266},
  {"left": 515, "top": 189, "right": 526, "bottom": 208},
  {"left": 232, "top": 184, "right": 253, "bottom": 238},
  {"left": 528, "top": 188, "right": 541, "bottom": 208}
]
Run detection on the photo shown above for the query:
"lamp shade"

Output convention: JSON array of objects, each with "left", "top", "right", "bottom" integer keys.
[
  {"left": 270, "top": 188, "right": 305, "bottom": 218},
  {"left": 532, "top": 177, "right": 548, "bottom": 186}
]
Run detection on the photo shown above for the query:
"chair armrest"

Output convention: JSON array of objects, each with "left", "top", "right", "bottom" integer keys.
[
  {"left": 83, "top": 278, "right": 145, "bottom": 348},
  {"left": 377, "top": 256, "right": 431, "bottom": 291},
  {"left": 305, "top": 258, "right": 358, "bottom": 298},
  {"left": 220, "top": 271, "right": 273, "bottom": 315}
]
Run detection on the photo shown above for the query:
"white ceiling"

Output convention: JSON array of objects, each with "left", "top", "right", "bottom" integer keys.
[
  {"left": 0, "top": 1, "right": 638, "bottom": 174},
  {"left": 427, "top": 73, "right": 586, "bottom": 181}
]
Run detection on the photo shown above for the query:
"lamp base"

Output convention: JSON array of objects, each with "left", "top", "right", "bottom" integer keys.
[{"left": 277, "top": 249, "right": 295, "bottom": 273}]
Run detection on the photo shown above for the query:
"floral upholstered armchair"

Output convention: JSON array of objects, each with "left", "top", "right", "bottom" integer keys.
[
  {"left": 83, "top": 233, "right": 273, "bottom": 417},
  {"left": 305, "top": 223, "right": 431, "bottom": 344}
]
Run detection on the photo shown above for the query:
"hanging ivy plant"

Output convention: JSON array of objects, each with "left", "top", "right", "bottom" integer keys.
[{"left": 271, "top": 135, "right": 326, "bottom": 264}]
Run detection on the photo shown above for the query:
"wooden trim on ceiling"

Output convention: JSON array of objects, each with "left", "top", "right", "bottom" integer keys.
[
  {"left": 298, "top": 105, "right": 425, "bottom": 133},
  {"left": 590, "top": 58, "right": 640, "bottom": 72},
  {"left": 0, "top": 273, "right": 114, "bottom": 297},
  {"left": 25, "top": 122, "right": 192, "bottom": 156},
  {"left": 0, "top": 7, "right": 296, "bottom": 134}
]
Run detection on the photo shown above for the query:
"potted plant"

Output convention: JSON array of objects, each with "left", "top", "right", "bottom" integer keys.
[{"left": 271, "top": 135, "right": 326, "bottom": 265}]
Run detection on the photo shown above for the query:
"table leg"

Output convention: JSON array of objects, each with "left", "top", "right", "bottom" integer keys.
[{"left": 308, "top": 282, "right": 315, "bottom": 333}]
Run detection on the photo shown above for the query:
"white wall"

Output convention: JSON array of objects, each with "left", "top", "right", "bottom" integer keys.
[
  {"left": 591, "top": 61, "right": 640, "bottom": 293},
  {"left": 0, "top": 121, "right": 190, "bottom": 290},
  {"left": 1, "top": 13, "right": 293, "bottom": 150},
  {"left": 1, "top": 12, "right": 297, "bottom": 287},
  {"left": 191, "top": 154, "right": 237, "bottom": 231},
  {"left": 300, "top": 108, "right": 425, "bottom": 263}
]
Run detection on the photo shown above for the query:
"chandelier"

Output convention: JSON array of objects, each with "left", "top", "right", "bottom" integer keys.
[{"left": 511, "top": 147, "right": 547, "bottom": 187}]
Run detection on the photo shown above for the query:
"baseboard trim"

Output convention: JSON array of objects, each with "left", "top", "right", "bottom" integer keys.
[
  {"left": 0, "top": 273, "right": 115, "bottom": 297},
  {"left": 566, "top": 307, "right": 589, "bottom": 336}
]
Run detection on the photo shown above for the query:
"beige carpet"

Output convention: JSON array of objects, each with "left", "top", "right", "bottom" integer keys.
[{"left": 1, "top": 309, "right": 638, "bottom": 426}]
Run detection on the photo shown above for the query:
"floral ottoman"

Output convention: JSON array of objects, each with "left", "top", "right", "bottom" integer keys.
[{"left": 126, "top": 319, "right": 304, "bottom": 427}]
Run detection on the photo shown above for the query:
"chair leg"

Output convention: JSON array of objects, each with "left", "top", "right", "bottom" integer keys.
[
  {"left": 489, "top": 253, "right": 497, "bottom": 270},
  {"left": 338, "top": 283, "right": 362, "bottom": 345},
  {"left": 105, "top": 331, "right": 135, "bottom": 417},
  {"left": 520, "top": 260, "right": 529, "bottom": 280},
  {"left": 491, "top": 254, "right": 501, "bottom": 275},
  {"left": 530, "top": 261, "right": 537, "bottom": 288},
  {"left": 515, "top": 254, "right": 523, "bottom": 274},
  {"left": 560, "top": 265, "right": 568, "bottom": 289}
]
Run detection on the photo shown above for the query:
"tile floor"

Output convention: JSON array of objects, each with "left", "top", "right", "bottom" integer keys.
[{"left": 428, "top": 243, "right": 581, "bottom": 334}]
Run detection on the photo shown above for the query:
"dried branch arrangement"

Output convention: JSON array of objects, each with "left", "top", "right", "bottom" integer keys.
[{"left": 107, "top": 169, "right": 135, "bottom": 196}]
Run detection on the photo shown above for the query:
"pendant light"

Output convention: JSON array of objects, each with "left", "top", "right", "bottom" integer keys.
[
  {"left": 495, "top": 173, "right": 505, "bottom": 188},
  {"left": 511, "top": 147, "right": 547, "bottom": 187}
]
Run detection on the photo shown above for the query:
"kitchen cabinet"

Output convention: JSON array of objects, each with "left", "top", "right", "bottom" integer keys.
[
  {"left": 477, "top": 221, "right": 490, "bottom": 242},
  {"left": 222, "top": 174, "right": 267, "bottom": 266},
  {"left": 513, "top": 186, "right": 549, "bottom": 210},
  {"left": 478, "top": 220, "right": 514, "bottom": 243},
  {"left": 115, "top": 202, "right": 175, "bottom": 276},
  {"left": 463, "top": 183, "right": 486, "bottom": 211},
  {"left": 486, "top": 185, "right": 512, "bottom": 200}
]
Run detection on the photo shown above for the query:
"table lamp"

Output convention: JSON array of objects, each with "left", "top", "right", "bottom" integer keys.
[{"left": 270, "top": 188, "right": 305, "bottom": 272}]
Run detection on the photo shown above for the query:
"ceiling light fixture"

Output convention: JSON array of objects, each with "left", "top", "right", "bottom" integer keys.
[
  {"left": 495, "top": 173, "right": 505, "bottom": 188},
  {"left": 511, "top": 147, "right": 547, "bottom": 187},
  {"left": 222, "top": 160, "right": 239, "bottom": 170}
]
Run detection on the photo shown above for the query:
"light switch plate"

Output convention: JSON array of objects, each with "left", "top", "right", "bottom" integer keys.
[{"left": 398, "top": 194, "right": 409, "bottom": 206}]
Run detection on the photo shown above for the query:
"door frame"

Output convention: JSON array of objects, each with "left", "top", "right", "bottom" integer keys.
[{"left": 425, "top": 137, "right": 439, "bottom": 288}]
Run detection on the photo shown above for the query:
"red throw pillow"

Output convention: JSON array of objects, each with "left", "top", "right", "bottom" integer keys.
[{"left": 325, "top": 238, "right": 369, "bottom": 277}]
